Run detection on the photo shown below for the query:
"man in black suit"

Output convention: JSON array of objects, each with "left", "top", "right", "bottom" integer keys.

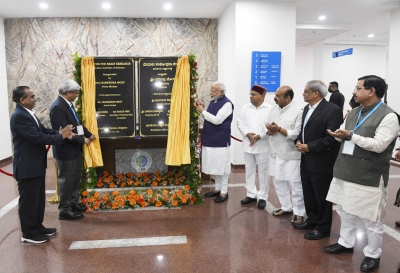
[
  {"left": 50, "top": 79, "right": 95, "bottom": 220},
  {"left": 10, "top": 86, "right": 74, "bottom": 243},
  {"left": 293, "top": 80, "right": 343, "bottom": 240},
  {"left": 328, "top": 81, "right": 345, "bottom": 110}
]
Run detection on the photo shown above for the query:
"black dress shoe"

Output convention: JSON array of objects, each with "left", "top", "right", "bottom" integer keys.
[
  {"left": 258, "top": 199, "right": 266, "bottom": 209},
  {"left": 205, "top": 191, "right": 221, "bottom": 197},
  {"left": 396, "top": 221, "right": 400, "bottom": 228},
  {"left": 59, "top": 211, "right": 84, "bottom": 220},
  {"left": 41, "top": 228, "right": 57, "bottom": 236},
  {"left": 215, "top": 193, "right": 229, "bottom": 203},
  {"left": 324, "top": 243, "right": 354, "bottom": 254},
  {"left": 360, "top": 257, "right": 380, "bottom": 272},
  {"left": 293, "top": 221, "right": 315, "bottom": 230},
  {"left": 241, "top": 196, "right": 257, "bottom": 204},
  {"left": 304, "top": 230, "right": 330, "bottom": 240},
  {"left": 72, "top": 204, "right": 87, "bottom": 212}
]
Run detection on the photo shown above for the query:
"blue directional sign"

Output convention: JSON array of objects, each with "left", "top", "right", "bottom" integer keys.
[
  {"left": 251, "top": 51, "right": 281, "bottom": 92},
  {"left": 332, "top": 48, "right": 353, "bottom": 58}
]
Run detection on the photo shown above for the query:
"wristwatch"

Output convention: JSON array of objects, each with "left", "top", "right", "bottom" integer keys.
[{"left": 346, "top": 132, "right": 354, "bottom": 141}]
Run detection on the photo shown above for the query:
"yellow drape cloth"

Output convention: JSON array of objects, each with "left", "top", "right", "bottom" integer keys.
[
  {"left": 81, "top": 57, "right": 104, "bottom": 168},
  {"left": 165, "top": 56, "right": 191, "bottom": 165}
]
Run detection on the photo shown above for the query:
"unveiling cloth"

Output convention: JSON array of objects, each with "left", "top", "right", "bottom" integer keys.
[
  {"left": 201, "top": 102, "right": 232, "bottom": 175},
  {"left": 326, "top": 112, "right": 399, "bottom": 221}
]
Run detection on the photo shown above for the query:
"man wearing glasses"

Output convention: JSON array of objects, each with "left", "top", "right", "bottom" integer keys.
[
  {"left": 195, "top": 82, "right": 233, "bottom": 203},
  {"left": 50, "top": 79, "right": 96, "bottom": 220},
  {"left": 324, "top": 75, "right": 399, "bottom": 272}
]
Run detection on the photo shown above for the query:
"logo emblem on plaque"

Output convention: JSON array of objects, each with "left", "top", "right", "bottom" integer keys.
[{"left": 132, "top": 151, "right": 153, "bottom": 172}]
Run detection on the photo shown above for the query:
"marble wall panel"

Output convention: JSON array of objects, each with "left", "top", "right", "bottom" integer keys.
[{"left": 5, "top": 18, "right": 217, "bottom": 127}]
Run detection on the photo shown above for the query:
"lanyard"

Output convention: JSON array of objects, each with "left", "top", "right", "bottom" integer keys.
[{"left": 354, "top": 101, "right": 382, "bottom": 131}]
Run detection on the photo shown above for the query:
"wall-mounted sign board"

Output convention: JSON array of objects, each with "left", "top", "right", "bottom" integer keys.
[{"left": 251, "top": 51, "right": 281, "bottom": 92}]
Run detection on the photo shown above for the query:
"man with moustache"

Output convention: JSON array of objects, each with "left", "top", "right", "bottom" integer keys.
[
  {"left": 50, "top": 79, "right": 95, "bottom": 220},
  {"left": 237, "top": 84, "right": 271, "bottom": 209},
  {"left": 195, "top": 81, "right": 233, "bottom": 203},
  {"left": 329, "top": 81, "right": 345, "bottom": 110},
  {"left": 10, "top": 86, "right": 74, "bottom": 243},
  {"left": 266, "top": 86, "right": 305, "bottom": 223},
  {"left": 293, "top": 80, "right": 343, "bottom": 240},
  {"left": 324, "top": 76, "right": 399, "bottom": 273}
]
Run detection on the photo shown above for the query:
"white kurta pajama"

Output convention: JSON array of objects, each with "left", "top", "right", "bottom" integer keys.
[
  {"left": 201, "top": 103, "right": 233, "bottom": 194},
  {"left": 326, "top": 112, "right": 399, "bottom": 258},
  {"left": 237, "top": 102, "right": 271, "bottom": 200},
  {"left": 267, "top": 102, "right": 305, "bottom": 215}
]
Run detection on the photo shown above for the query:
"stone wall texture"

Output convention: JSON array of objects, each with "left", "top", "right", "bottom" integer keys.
[{"left": 5, "top": 18, "right": 218, "bottom": 127}]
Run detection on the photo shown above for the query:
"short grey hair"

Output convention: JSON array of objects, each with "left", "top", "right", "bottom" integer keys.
[
  {"left": 212, "top": 81, "right": 226, "bottom": 92},
  {"left": 58, "top": 79, "right": 81, "bottom": 95},
  {"left": 307, "top": 80, "right": 328, "bottom": 97}
]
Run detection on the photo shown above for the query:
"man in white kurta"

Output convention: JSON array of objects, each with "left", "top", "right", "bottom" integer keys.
[
  {"left": 195, "top": 82, "right": 233, "bottom": 203},
  {"left": 266, "top": 86, "right": 305, "bottom": 223},
  {"left": 324, "top": 75, "right": 399, "bottom": 273},
  {"left": 237, "top": 84, "right": 271, "bottom": 209}
]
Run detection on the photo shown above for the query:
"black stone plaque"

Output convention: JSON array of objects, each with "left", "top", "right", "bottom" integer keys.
[
  {"left": 94, "top": 58, "right": 135, "bottom": 138},
  {"left": 138, "top": 57, "right": 178, "bottom": 137}
]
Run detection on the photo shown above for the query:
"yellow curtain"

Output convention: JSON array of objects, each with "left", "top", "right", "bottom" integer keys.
[
  {"left": 165, "top": 56, "right": 191, "bottom": 165},
  {"left": 81, "top": 57, "right": 104, "bottom": 168}
]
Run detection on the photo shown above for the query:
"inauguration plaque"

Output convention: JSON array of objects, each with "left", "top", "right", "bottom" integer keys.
[
  {"left": 138, "top": 57, "right": 178, "bottom": 137},
  {"left": 94, "top": 58, "right": 135, "bottom": 137}
]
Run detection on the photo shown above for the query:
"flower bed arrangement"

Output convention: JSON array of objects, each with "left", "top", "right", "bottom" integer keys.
[{"left": 72, "top": 53, "right": 203, "bottom": 210}]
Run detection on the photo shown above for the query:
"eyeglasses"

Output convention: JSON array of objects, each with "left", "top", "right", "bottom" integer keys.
[{"left": 69, "top": 90, "right": 80, "bottom": 94}]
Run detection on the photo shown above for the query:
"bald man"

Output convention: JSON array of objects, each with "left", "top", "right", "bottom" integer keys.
[{"left": 266, "top": 86, "right": 305, "bottom": 223}]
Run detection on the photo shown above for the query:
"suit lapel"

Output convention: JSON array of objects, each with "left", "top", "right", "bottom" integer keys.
[
  {"left": 17, "top": 104, "right": 40, "bottom": 130},
  {"left": 305, "top": 99, "right": 326, "bottom": 126}
]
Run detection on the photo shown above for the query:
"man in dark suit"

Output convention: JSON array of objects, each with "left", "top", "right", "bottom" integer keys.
[
  {"left": 293, "top": 80, "right": 343, "bottom": 240},
  {"left": 50, "top": 79, "right": 95, "bottom": 220},
  {"left": 10, "top": 86, "right": 74, "bottom": 243}
]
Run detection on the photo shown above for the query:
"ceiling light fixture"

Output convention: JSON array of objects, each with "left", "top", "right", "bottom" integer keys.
[
  {"left": 368, "top": 34, "right": 374, "bottom": 38},
  {"left": 164, "top": 3, "right": 172, "bottom": 10},
  {"left": 102, "top": 3, "right": 111, "bottom": 9},
  {"left": 319, "top": 15, "right": 326, "bottom": 20},
  {"left": 39, "top": 3, "right": 48, "bottom": 9}
]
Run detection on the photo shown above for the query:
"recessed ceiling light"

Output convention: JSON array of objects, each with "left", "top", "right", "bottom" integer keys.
[
  {"left": 319, "top": 15, "right": 326, "bottom": 20},
  {"left": 368, "top": 34, "right": 374, "bottom": 38},
  {"left": 102, "top": 3, "right": 111, "bottom": 9},
  {"left": 39, "top": 3, "right": 48, "bottom": 9},
  {"left": 164, "top": 3, "right": 172, "bottom": 10}
]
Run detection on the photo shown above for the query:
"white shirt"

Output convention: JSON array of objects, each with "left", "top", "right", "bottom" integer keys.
[
  {"left": 302, "top": 98, "right": 322, "bottom": 143},
  {"left": 327, "top": 112, "right": 399, "bottom": 221},
  {"left": 24, "top": 107, "right": 39, "bottom": 127},
  {"left": 237, "top": 102, "right": 271, "bottom": 154},
  {"left": 202, "top": 101, "right": 232, "bottom": 126},
  {"left": 268, "top": 101, "right": 303, "bottom": 160}
]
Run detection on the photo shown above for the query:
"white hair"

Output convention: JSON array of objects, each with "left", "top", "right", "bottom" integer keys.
[
  {"left": 58, "top": 79, "right": 81, "bottom": 94},
  {"left": 307, "top": 80, "right": 328, "bottom": 97}
]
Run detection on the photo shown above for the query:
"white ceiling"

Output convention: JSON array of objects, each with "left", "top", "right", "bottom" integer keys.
[{"left": 0, "top": 0, "right": 399, "bottom": 47}]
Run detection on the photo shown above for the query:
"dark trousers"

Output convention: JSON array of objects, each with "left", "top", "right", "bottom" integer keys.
[
  {"left": 301, "top": 164, "right": 333, "bottom": 234},
  {"left": 56, "top": 157, "right": 82, "bottom": 213},
  {"left": 17, "top": 176, "right": 46, "bottom": 238}
]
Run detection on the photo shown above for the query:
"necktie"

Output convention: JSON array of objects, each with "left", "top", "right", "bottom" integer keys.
[
  {"left": 304, "top": 108, "right": 311, "bottom": 125},
  {"left": 70, "top": 104, "right": 80, "bottom": 124}
]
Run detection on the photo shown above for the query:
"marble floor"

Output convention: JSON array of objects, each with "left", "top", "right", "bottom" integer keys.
[{"left": 1, "top": 159, "right": 400, "bottom": 273}]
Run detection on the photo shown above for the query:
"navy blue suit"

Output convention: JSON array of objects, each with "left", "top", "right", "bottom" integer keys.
[
  {"left": 50, "top": 96, "right": 92, "bottom": 213},
  {"left": 10, "top": 104, "right": 63, "bottom": 238},
  {"left": 295, "top": 98, "right": 343, "bottom": 233}
]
